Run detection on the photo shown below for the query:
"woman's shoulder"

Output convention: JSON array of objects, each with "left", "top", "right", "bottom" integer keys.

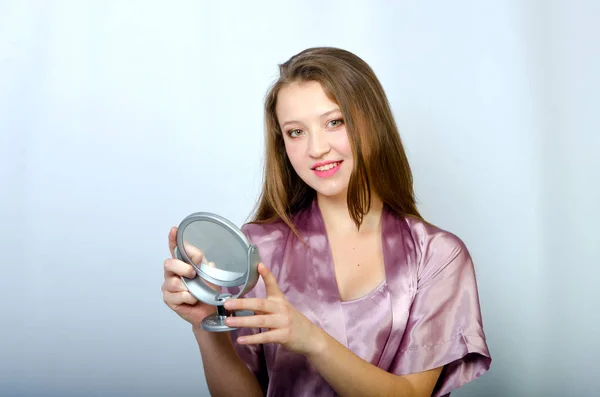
[
  {"left": 241, "top": 219, "right": 292, "bottom": 247},
  {"left": 401, "top": 215, "right": 468, "bottom": 252},
  {"left": 386, "top": 212, "right": 473, "bottom": 274},
  {"left": 241, "top": 205, "right": 313, "bottom": 246},
  {"left": 240, "top": 219, "right": 295, "bottom": 284}
]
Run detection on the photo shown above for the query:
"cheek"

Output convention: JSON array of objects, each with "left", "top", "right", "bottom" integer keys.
[
  {"left": 334, "top": 129, "right": 353, "bottom": 158},
  {"left": 283, "top": 141, "right": 305, "bottom": 169}
]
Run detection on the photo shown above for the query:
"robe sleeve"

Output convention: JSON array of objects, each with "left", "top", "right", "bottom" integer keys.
[{"left": 389, "top": 231, "right": 491, "bottom": 396}]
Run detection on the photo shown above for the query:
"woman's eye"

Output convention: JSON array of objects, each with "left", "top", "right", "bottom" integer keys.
[
  {"left": 288, "top": 129, "right": 303, "bottom": 137},
  {"left": 328, "top": 119, "right": 344, "bottom": 128}
]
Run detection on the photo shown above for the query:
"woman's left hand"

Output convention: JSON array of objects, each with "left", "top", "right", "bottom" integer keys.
[{"left": 223, "top": 263, "right": 326, "bottom": 357}]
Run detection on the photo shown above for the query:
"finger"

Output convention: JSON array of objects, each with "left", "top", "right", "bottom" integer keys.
[
  {"left": 168, "top": 227, "right": 178, "bottom": 258},
  {"left": 225, "top": 313, "right": 287, "bottom": 329},
  {"left": 236, "top": 328, "right": 289, "bottom": 345},
  {"left": 164, "top": 290, "right": 198, "bottom": 307},
  {"left": 201, "top": 262, "right": 221, "bottom": 291},
  {"left": 182, "top": 240, "right": 207, "bottom": 266},
  {"left": 164, "top": 258, "right": 197, "bottom": 279},
  {"left": 224, "top": 298, "right": 279, "bottom": 313},
  {"left": 258, "top": 263, "right": 282, "bottom": 298},
  {"left": 163, "top": 276, "right": 187, "bottom": 293}
]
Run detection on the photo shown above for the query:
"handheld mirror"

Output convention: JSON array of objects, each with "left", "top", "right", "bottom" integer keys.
[{"left": 174, "top": 212, "right": 260, "bottom": 332}]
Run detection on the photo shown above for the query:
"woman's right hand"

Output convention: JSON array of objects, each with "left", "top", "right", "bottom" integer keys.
[{"left": 162, "top": 226, "right": 220, "bottom": 325}]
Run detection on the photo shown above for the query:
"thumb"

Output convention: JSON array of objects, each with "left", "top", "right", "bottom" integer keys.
[
  {"left": 202, "top": 261, "right": 221, "bottom": 292},
  {"left": 258, "top": 263, "right": 282, "bottom": 298}
]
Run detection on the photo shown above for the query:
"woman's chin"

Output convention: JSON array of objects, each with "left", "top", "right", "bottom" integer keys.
[
  {"left": 314, "top": 186, "right": 348, "bottom": 201},
  {"left": 302, "top": 176, "right": 350, "bottom": 201}
]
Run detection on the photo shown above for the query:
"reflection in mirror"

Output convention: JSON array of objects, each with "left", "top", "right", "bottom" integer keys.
[
  {"left": 182, "top": 239, "right": 208, "bottom": 266},
  {"left": 182, "top": 220, "right": 248, "bottom": 275}
]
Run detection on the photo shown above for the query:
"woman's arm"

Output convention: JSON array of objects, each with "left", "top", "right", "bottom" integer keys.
[
  {"left": 193, "top": 325, "right": 264, "bottom": 397},
  {"left": 306, "top": 330, "right": 442, "bottom": 397},
  {"left": 225, "top": 263, "right": 442, "bottom": 397},
  {"left": 163, "top": 229, "right": 264, "bottom": 397}
]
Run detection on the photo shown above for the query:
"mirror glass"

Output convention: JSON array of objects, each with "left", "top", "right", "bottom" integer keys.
[{"left": 181, "top": 220, "right": 248, "bottom": 284}]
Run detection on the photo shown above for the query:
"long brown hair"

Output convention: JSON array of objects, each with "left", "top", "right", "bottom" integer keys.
[{"left": 248, "top": 47, "right": 422, "bottom": 235}]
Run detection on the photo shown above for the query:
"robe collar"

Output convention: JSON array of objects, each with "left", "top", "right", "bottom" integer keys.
[{"left": 294, "top": 199, "right": 416, "bottom": 357}]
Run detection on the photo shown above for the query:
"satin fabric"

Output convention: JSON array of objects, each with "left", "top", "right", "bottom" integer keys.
[{"left": 230, "top": 200, "right": 491, "bottom": 396}]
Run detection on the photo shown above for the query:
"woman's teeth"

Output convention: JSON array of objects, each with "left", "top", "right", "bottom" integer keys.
[{"left": 315, "top": 162, "right": 340, "bottom": 171}]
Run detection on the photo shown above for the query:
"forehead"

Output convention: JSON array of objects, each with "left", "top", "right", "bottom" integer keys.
[{"left": 275, "top": 81, "right": 339, "bottom": 121}]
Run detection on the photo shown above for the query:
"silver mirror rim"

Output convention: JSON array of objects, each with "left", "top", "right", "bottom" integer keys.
[{"left": 176, "top": 212, "right": 251, "bottom": 267}]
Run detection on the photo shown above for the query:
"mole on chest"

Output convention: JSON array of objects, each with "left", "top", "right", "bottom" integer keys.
[{"left": 330, "top": 240, "right": 385, "bottom": 302}]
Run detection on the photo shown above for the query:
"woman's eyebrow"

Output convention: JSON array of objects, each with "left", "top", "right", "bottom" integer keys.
[{"left": 281, "top": 108, "right": 341, "bottom": 129}]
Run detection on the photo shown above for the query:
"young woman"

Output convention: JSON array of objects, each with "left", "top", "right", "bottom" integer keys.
[{"left": 162, "top": 47, "right": 491, "bottom": 396}]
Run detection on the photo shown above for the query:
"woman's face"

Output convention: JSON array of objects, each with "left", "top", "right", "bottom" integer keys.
[{"left": 276, "top": 81, "right": 354, "bottom": 200}]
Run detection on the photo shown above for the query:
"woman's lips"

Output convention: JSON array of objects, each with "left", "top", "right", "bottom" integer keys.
[{"left": 312, "top": 160, "right": 343, "bottom": 178}]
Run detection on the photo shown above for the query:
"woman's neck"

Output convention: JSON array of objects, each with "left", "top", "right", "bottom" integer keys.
[{"left": 316, "top": 193, "right": 383, "bottom": 235}]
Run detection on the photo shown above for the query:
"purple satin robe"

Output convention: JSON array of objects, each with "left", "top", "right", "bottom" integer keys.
[{"left": 231, "top": 200, "right": 491, "bottom": 396}]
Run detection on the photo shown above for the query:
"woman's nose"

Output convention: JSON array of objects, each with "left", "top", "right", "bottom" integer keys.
[{"left": 307, "top": 130, "right": 331, "bottom": 158}]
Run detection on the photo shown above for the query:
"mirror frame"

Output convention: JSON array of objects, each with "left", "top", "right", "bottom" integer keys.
[{"left": 174, "top": 212, "right": 260, "bottom": 306}]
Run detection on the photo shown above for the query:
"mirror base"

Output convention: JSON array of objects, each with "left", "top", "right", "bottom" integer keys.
[{"left": 201, "top": 310, "right": 254, "bottom": 332}]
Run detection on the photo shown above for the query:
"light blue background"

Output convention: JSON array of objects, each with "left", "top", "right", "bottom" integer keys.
[{"left": 1, "top": 1, "right": 598, "bottom": 396}]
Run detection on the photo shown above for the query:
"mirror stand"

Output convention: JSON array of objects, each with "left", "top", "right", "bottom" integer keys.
[{"left": 202, "top": 295, "right": 254, "bottom": 332}]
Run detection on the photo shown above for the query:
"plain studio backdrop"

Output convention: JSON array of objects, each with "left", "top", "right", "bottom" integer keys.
[{"left": 1, "top": 1, "right": 598, "bottom": 396}]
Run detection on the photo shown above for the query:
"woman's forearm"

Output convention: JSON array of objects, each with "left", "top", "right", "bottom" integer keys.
[
  {"left": 193, "top": 325, "right": 263, "bottom": 397},
  {"left": 306, "top": 330, "right": 440, "bottom": 397},
  {"left": 305, "top": 331, "right": 402, "bottom": 397}
]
